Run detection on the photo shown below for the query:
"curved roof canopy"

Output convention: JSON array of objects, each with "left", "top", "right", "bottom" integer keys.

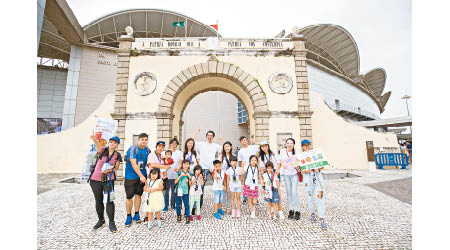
[
  {"left": 363, "top": 68, "right": 387, "bottom": 97},
  {"left": 83, "top": 8, "right": 221, "bottom": 47},
  {"left": 38, "top": 15, "right": 71, "bottom": 62},
  {"left": 296, "top": 24, "right": 360, "bottom": 82}
]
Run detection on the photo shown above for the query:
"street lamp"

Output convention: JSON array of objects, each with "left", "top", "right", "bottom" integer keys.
[{"left": 401, "top": 95, "right": 412, "bottom": 134}]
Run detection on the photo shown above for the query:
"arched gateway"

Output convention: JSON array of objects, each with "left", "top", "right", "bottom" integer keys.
[
  {"left": 111, "top": 33, "right": 314, "bottom": 165},
  {"left": 156, "top": 58, "right": 270, "bottom": 144}
]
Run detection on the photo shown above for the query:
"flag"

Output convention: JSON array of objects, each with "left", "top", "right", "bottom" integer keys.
[
  {"left": 172, "top": 21, "right": 185, "bottom": 27},
  {"left": 210, "top": 24, "right": 218, "bottom": 31}
]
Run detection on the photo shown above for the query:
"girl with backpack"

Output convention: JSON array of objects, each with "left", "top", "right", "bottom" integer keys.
[{"left": 88, "top": 134, "right": 122, "bottom": 233}]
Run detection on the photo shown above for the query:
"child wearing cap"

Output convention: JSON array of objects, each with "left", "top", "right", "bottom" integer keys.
[{"left": 301, "top": 139, "right": 327, "bottom": 229}]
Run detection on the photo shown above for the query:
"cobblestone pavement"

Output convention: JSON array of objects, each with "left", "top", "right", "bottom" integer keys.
[{"left": 37, "top": 169, "right": 412, "bottom": 249}]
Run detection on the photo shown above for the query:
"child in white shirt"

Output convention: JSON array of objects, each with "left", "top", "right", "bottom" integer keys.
[
  {"left": 261, "top": 161, "right": 280, "bottom": 220},
  {"left": 226, "top": 156, "right": 244, "bottom": 218},
  {"left": 243, "top": 155, "right": 260, "bottom": 218},
  {"left": 212, "top": 160, "right": 226, "bottom": 219},
  {"left": 189, "top": 165, "right": 204, "bottom": 221}
]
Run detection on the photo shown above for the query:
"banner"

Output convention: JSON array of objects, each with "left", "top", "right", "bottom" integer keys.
[
  {"left": 80, "top": 118, "right": 118, "bottom": 182},
  {"left": 297, "top": 148, "right": 329, "bottom": 171}
]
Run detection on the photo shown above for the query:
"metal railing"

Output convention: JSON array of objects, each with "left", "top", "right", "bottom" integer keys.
[{"left": 328, "top": 102, "right": 379, "bottom": 120}]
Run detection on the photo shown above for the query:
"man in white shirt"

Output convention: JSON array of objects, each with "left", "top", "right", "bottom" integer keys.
[
  {"left": 192, "top": 128, "right": 222, "bottom": 208},
  {"left": 237, "top": 136, "right": 260, "bottom": 203}
]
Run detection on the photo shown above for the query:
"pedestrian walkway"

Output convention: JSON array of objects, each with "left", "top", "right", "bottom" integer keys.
[{"left": 37, "top": 169, "right": 412, "bottom": 249}]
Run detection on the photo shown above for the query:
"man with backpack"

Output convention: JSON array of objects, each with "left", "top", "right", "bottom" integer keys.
[{"left": 124, "top": 133, "right": 151, "bottom": 227}]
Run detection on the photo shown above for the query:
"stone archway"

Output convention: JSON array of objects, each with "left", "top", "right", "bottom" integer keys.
[{"left": 156, "top": 58, "right": 270, "bottom": 144}]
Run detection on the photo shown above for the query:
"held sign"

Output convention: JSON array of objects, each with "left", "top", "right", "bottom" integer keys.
[{"left": 297, "top": 148, "right": 329, "bottom": 171}]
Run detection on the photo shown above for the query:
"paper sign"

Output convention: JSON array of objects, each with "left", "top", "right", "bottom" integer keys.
[
  {"left": 282, "top": 155, "right": 300, "bottom": 170},
  {"left": 80, "top": 118, "right": 118, "bottom": 182},
  {"left": 297, "top": 148, "right": 329, "bottom": 171}
]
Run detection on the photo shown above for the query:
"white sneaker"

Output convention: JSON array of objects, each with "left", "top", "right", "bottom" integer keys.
[
  {"left": 278, "top": 211, "right": 285, "bottom": 220},
  {"left": 251, "top": 211, "right": 256, "bottom": 218}
]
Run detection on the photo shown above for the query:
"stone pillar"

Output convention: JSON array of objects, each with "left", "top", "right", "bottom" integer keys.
[
  {"left": 292, "top": 36, "right": 314, "bottom": 144},
  {"left": 111, "top": 35, "right": 134, "bottom": 179},
  {"left": 254, "top": 111, "right": 270, "bottom": 143},
  {"left": 156, "top": 113, "right": 173, "bottom": 144}
]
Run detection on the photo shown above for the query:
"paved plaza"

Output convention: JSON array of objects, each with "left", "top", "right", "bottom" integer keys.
[{"left": 37, "top": 169, "right": 412, "bottom": 249}]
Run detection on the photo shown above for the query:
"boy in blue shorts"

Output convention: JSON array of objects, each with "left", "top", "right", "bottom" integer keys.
[{"left": 212, "top": 160, "right": 226, "bottom": 219}]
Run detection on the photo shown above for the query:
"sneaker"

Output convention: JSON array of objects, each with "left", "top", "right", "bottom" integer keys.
[
  {"left": 227, "top": 208, "right": 232, "bottom": 215},
  {"left": 250, "top": 211, "right": 256, "bottom": 219},
  {"left": 267, "top": 215, "right": 273, "bottom": 220},
  {"left": 295, "top": 211, "right": 301, "bottom": 220},
  {"left": 273, "top": 213, "right": 278, "bottom": 221},
  {"left": 278, "top": 211, "right": 285, "bottom": 220},
  {"left": 288, "top": 210, "right": 294, "bottom": 219},
  {"left": 177, "top": 215, "right": 182, "bottom": 222},
  {"left": 236, "top": 210, "right": 241, "bottom": 218},
  {"left": 162, "top": 207, "right": 168, "bottom": 212},
  {"left": 311, "top": 213, "right": 316, "bottom": 223},
  {"left": 320, "top": 219, "right": 327, "bottom": 229},
  {"left": 109, "top": 221, "right": 117, "bottom": 233},
  {"left": 133, "top": 213, "right": 141, "bottom": 223},
  {"left": 143, "top": 217, "right": 148, "bottom": 225},
  {"left": 213, "top": 212, "right": 223, "bottom": 220},
  {"left": 231, "top": 209, "right": 236, "bottom": 218},
  {"left": 93, "top": 219, "right": 105, "bottom": 230},
  {"left": 124, "top": 215, "right": 132, "bottom": 227},
  {"left": 218, "top": 208, "right": 224, "bottom": 216},
  {"left": 186, "top": 217, "right": 190, "bottom": 224},
  {"left": 157, "top": 220, "right": 162, "bottom": 228},
  {"left": 197, "top": 215, "right": 201, "bottom": 220},
  {"left": 190, "top": 215, "right": 194, "bottom": 221},
  {"left": 147, "top": 220, "right": 153, "bottom": 229},
  {"left": 243, "top": 197, "right": 247, "bottom": 204}
]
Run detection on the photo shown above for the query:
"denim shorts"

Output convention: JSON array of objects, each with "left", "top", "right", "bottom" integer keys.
[
  {"left": 214, "top": 190, "right": 224, "bottom": 204},
  {"left": 229, "top": 186, "right": 241, "bottom": 193},
  {"left": 264, "top": 188, "right": 280, "bottom": 204}
]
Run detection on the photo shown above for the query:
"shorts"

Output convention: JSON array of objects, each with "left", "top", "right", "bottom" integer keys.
[
  {"left": 264, "top": 188, "right": 280, "bottom": 204},
  {"left": 214, "top": 190, "right": 224, "bottom": 204},
  {"left": 124, "top": 178, "right": 145, "bottom": 199},
  {"left": 230, "top": 186, "right": 241, "bottom": 193}
]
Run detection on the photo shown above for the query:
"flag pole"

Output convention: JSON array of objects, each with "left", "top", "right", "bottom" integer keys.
[{"left": 216, "top": 20, "right": 219, "bottom": 39}]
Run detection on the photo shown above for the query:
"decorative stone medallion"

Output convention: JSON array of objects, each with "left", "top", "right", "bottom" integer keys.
[
  {"left": 269, "top": 73, "right": 293, "bottom": 94},
  {"left": 133, "top": 72, "right": 157, "bottom": 95}
]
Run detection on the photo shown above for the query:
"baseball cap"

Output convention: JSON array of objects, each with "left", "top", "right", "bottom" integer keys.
[
  {"left": 109, "top": 136, "right": 120, "bottom": 144},
  {"left": 259, "top": 140, "right": 269, "bottom": 145},
  {"left": 156, "top": 141, "right": 166, "bottom": 147},
  {"left": 301, "top": 139, "right": 311, "bottom": 145}
]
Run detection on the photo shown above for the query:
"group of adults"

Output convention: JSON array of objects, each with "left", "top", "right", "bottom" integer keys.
[{"left": 88, "top": 128, "right": 322, "bottom": 232}]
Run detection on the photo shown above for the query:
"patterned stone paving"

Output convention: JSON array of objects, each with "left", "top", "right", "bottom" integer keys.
[{"left": 37, "top": 170, "right": 412, "bottom": 249}]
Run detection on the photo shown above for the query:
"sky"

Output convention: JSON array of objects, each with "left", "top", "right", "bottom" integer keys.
[{"left": 66, "top": 0, "right": 412, "bottom": 119}]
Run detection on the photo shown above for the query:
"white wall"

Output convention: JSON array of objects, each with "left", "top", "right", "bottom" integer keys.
[
  {"left": 307, "top": 64, "right": 380, "bottom": 117},
  {"left": 37, "top": 67, "right": 67, "bottom": 118},
  {"left": 182, "top": 91, "right": 248, "bottom": 148}
]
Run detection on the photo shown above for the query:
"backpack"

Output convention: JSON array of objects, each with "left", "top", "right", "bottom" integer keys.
[
  {"left": 124, "top": 145, "right": 151, "bottom": 163},
  {"left": 87, "top": 147, "right": 109, "bottom": 183}
]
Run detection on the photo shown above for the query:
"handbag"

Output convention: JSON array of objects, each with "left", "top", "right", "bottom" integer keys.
[{"left": 286, "top": 150, "right": 303, "bottom": 183}]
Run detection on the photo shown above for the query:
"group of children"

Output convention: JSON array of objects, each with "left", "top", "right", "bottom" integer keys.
[{"left": 143, "top": 154, "right": 286, "bottom": 228}]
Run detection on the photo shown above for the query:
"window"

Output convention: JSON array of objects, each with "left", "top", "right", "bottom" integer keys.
[{"left": 237, "top": 100, "right": 248, "bottom": 124}]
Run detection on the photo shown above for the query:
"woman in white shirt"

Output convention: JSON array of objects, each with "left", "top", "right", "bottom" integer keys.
[
  {"left": 278, "top": 138, "right": 301, "bottom": 220},
  {"left": 177, "top": 138, "right": 200, "bottom": 173},
  {"left": 258, "top": 140, "right": 285, "bottom": 220}
]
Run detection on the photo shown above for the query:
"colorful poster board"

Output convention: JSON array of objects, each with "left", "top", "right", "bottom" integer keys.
[{"left": 297, "top": 148, "right": 329, "bottom": 171}]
